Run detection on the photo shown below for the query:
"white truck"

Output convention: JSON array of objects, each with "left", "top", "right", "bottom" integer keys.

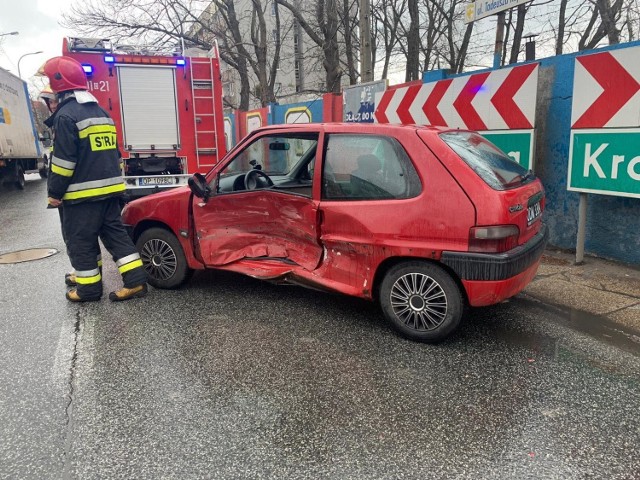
[{"left": 0, "top": 67, "right": 49, "bottom": 189}]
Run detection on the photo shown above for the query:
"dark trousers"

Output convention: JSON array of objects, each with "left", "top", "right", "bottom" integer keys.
[
  {"left": 58, "top": 206, "right": 102, "bottom": 268},
  {"left": 63, "top": 197, "right": 146, "bottom": 299}
]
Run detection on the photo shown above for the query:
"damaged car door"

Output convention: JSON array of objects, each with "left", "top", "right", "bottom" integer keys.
[{"left": 191, "top": 131, "right": 323, "bottom": 273}]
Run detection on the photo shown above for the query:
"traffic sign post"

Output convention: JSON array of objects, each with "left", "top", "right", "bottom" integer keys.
[{"left": 568, "top": 46, "right": 640, "bottom": 262}]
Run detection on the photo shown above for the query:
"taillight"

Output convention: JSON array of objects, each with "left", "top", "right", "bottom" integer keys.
[{"left": 469, "top": 225, "right": 520, "bottom": 253}]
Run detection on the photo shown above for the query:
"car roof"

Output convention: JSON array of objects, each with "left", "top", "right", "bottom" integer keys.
[{"left": 252, "top": 122, "right": 458, "bottom": 135}]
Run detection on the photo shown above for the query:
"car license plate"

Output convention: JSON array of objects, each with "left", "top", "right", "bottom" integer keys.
[
  {"left": 138, "top": 176, "right": 176, "bottom": 186},
  {"left": 527, "top": 201, "right": 542, "bottom": 225}
]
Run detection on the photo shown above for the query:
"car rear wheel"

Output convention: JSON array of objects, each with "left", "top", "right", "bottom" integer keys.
[
  {"left": 379, "top": 261, "right": 463, "bottom": 343},
  {"left": 136, "top": 227, "right": 192, "bottom": 289}
]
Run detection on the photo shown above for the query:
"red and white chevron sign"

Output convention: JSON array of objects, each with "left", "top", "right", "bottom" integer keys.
[
  {"left": 374, "top": 63, "right": 538, "bottom": 130},
  {"left": 571, "top": 47, "right": 640, "bottom": 129}
]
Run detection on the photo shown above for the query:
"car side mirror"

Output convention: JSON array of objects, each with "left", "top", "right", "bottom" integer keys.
[{"left": 188, "top": 172, "right": 212, "bottom": 201}]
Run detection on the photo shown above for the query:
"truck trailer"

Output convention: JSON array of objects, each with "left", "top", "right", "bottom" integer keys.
[
  {"left": 0, "top": 67, "right": 48, "bottom": 189},
  {"left": 62, "top": 37, "right": 227, "bottom": 198}
]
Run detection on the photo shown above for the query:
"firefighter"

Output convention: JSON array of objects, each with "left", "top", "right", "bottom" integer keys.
[
  {"left": 40, "top": 84, "right": 102, "bottom": 288},
  {"left": 39, "top": 84, "right": 59, "bottom": 113},
  {"left": 41, "top": 56, "right": 147, "bottom": 302}
]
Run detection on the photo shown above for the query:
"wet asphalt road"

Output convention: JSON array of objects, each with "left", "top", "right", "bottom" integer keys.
[{"left": 1, "top": 177, "right": 639, "bottom": 480}]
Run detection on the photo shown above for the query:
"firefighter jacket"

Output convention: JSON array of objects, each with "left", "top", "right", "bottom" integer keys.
[{"left": 48, "top": 92, "right": 125, "bottom": 204}]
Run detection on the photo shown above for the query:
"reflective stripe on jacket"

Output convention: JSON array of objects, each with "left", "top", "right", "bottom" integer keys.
[{"left": 48, "top": 94, "right": 125, "bottom": 204}]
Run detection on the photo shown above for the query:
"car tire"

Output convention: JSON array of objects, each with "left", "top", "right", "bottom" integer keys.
[
  {"left": 14, "top": 164, "right": 25, "bottom": 190},
  {"left": 136, "top": 227, "right": 192, "bottom": 289},
  {"left": 379, "top": 261, "right": 463, "bottom": 343}
]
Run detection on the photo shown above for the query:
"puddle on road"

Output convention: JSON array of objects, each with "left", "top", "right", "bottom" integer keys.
[
  {"left": 514, "top": 298, "right": 640, "bottom": 357},
  {"left": 493, "top": 326, "right": 559, "bottom": 356}
]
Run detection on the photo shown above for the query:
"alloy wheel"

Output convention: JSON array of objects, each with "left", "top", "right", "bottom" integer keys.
[
  {"left": 389, "top": 273, "right": 448, "bottom": 331},
  {"left": 140, "top": 238, "right": 177, "bottom": 281}
]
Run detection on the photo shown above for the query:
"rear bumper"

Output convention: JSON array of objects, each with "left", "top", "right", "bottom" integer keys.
[
  {"left": 441, "top": 224, "right": 547, "bottom": 307},
  {"left": 461, "top": 260, "right": 542, "bottom": 307},
  {"left": 441, "top": 224, "right": 547, "bottom": 282}
]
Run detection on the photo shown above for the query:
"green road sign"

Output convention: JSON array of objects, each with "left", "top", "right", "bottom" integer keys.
[
  {"left": 481, "top": 130, "right": 534, "bottom": 170},
  {"left": 568, "top": 129, "right": 640, "bottom": 199}
]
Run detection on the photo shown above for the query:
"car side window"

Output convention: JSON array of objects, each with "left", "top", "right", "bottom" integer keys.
[
  {"left": 214, "top": 133, "right": 319, "bottom": 196},
  {"left": 321, "top": 134, "right": 421, "bottom": 200}
]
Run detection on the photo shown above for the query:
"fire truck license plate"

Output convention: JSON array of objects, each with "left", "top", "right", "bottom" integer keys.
[{"left": 139, "top": 177, "right": 176, "bottom": 186}]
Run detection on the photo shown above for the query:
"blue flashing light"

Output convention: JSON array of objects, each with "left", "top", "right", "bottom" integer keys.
[
  {"left": 104, "top": 55, "right": 115, "bottom": 63},
  {"left": 82, "top": 64, "right": 93, "bottom": 75},
  {"left": 176, "top": 58, "right": 186, "bottom": 66}
]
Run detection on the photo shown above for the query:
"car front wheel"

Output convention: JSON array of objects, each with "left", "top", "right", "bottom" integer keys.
[
  {"left": 379, "top": 261, "right": 463, "bottom": 343},
  {"left": 136, "top": 227, "right": 192, "bottom": 289}
]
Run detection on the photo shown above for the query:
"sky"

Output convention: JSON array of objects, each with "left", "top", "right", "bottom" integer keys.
[{"left": 0, "top": 0, "right": 75, "bottom": 93}]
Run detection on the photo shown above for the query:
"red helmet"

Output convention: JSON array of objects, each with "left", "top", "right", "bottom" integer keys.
[{"left": 40, "top": 56, "right": 87, "bottom": 93}]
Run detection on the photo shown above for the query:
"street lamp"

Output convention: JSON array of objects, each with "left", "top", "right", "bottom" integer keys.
[
  {"left": 0, "top": 31, "right": 19, "bottom": 38},
  {"left": 17, "top": 50, "right": 43, "bottom": 79}
]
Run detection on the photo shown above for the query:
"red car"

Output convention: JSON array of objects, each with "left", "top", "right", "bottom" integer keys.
[{"left": 121, "top": 123, "right": 546, "bottom": 342}]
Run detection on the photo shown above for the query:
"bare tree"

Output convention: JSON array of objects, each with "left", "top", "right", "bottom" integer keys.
[
  {"left": 63, "top": 0, "right": 288, "bottom": 109},
  {"left": 454, "top": 23, "right": 474, "bottom": 73},
  {"left": 556, "top": 0, "right": 569, "bottom": 54},
  {"left": 576, "top": 0, "right": 623, "bottom": 49},
  {"left": 203, "top": 1, "right": 254, "bottom": 109},
  {"left": 371, "top": 0, "right": 403, "bottom": 80},
  {"left": 405, "top": 0, "right": 420, "bottom": 80},
  {"left": 420, "top": 0, "right": 446, "bottom": 72},
  {"left": 596, "top": 0, "right": 621, "bottom": 44},
  {"left": 341, "top": 0, "right": 360, "bottom": 84},
  {"left": 508, "top": 3, "right": 528, "bottom": 64},
  {"left": 275, "top": 0, "right": 343, "bottom": 93},
  {"left": 430, "top": 0, "right": 473, "bottom": 72},
  {"left": 62, "top": 0, "right": 640, "bottom": 109},
  {"left": 248, "top": 0, "right": 281, "bottom": 105}
]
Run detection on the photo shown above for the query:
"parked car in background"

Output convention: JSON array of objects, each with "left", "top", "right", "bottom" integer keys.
[{"left": 121, "top": 123, "right": 547, "bottom": 342}]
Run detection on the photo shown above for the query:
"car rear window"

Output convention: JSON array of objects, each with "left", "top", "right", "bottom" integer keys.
[{"left": 439, "top": 131, "right": 530, "bottom": 190}]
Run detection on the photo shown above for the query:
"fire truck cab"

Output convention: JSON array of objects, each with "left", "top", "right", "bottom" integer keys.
[{"left": 62, "top": 37, "right": 226, "bottom": 198}]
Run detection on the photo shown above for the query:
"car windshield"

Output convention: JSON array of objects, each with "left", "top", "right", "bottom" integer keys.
[{"left": 440, "top": 131, "right": 531, "bottom": 190}]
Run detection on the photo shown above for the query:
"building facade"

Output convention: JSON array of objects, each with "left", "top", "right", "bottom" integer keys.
[{"left": 192, "top": 0, "right": 335, "bottom": 111}]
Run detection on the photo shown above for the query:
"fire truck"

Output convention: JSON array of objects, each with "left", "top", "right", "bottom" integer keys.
[{"left": 62, "top": 37, "right": 226, "bottom": 197}]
